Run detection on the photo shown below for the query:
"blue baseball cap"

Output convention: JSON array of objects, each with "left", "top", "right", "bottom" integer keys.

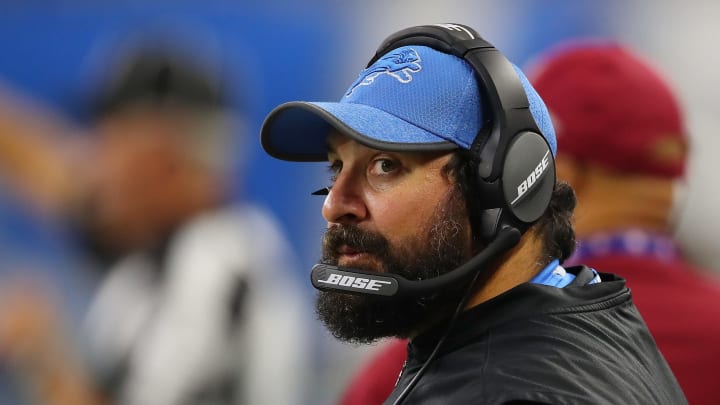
[{"left": 261, "top": 45, "right": 556, "bottom": 162}]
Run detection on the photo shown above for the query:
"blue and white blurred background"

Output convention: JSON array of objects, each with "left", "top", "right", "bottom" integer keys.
[{"left": 0, "top": 1, "right": 717, "bottom": 404}]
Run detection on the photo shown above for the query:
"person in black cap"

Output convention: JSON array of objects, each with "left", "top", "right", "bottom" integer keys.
[
  {"left": 260, "top": 23, "right": 686, "bottom": 404},
  {"left": 78, "top": 45, "right": 312, "bottom": 405},
  {"left": 0, "top": 43, "right": 311, "bottom": 405}
]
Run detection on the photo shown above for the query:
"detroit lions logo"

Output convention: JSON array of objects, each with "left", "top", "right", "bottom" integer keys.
[{"left": 345, "top": 48, "right": 422, "bottom": 96}]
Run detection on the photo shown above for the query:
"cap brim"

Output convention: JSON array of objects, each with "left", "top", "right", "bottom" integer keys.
[{"left": 260, "top": 101, "right": 457, "bottom": 162}]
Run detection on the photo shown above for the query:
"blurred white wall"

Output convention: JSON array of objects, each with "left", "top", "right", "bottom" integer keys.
[{"left": 620, "top": 1, "right": 720, "bottom": 271}]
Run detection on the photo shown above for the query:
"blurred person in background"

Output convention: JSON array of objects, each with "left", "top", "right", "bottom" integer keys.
[
  {"left": 528, "top": 41, "right": 720, "bottom": 405},
  {"left": 337, "top": 40, "right": 720, "bottom": 405},
  {"left": 0, "top": 40, "right": 311, "bottom": 405},
  {"left": 336, "top": 337, "right": 406, "bottom": 405}
]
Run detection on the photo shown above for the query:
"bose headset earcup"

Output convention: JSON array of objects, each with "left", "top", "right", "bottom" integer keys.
[
  {"left": 478, "top": 131, "right": 555, "bottom": 240},
  {"left": 371, "top": 23, "right": 555, "bottom": 241},
  {"left": 501, "top": 131, "right": 555, "bottom": 223}
]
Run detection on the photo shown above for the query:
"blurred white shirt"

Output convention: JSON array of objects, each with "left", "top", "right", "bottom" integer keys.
[{"left": 83, "top": 204, "right": 312, "bottom": 405}]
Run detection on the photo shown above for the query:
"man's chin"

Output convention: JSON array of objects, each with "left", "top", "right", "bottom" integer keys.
[
  {"left": 315, "top": 291, "right": 401, "bottom": 344},
  {"left": 315, "top": 288, "right": 457, "bottom": 344}
]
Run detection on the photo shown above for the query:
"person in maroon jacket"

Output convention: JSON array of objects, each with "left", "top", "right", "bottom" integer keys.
[
  {"left": 337, "top": 338, "right": 407, "bottom": 405},
  {"left": 527, "top": 41, "right": 720, "bottom": 405}
]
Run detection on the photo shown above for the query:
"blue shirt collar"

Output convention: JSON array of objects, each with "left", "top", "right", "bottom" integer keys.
[{"left": 531, "top": 259, "right": 601, "bottom": 287}]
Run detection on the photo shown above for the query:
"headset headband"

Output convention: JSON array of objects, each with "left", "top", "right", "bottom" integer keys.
[{"left": 369, "top": 24, "right": 541, "bottom": 182}]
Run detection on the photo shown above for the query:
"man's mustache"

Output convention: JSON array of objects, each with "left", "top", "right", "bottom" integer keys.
[{"left": 322, "top": 225, "right": 390, "bottom": 262}]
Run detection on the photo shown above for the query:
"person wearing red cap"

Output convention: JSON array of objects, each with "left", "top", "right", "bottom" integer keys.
[{"left": 527, "top": 40, "right": 720, "bottom": 405}]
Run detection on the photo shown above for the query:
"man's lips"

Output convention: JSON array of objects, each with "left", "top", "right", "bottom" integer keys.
[
  {"left": 338, "top": 245, "right": 362, "bottom": 255},
  {"left": 336, "top": 245, "right": 380, "bottom": 269}
]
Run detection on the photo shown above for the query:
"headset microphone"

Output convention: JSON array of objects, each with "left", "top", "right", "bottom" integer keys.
[{"left": 311, "top": 226, "right": 521, "bottom": 299}]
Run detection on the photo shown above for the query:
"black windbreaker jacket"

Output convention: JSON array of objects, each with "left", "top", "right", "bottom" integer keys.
[{"left": 385, "top": 266, "right": 687, "bottom": 405}]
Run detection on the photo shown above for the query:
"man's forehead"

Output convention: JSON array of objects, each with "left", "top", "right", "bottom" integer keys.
[
  {"left": 325, "top": 130, "right": 342, "bottom": 147},
  {"left": 326, "top": 130, "right": 357, "bottom": 151},
  {"left": 325, "top": 130, "right": 456, "bottom": 173},
  {"left": 325, "top": 130, "right": 379, "bottom": 159}
]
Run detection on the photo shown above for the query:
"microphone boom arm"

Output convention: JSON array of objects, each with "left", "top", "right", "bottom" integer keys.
[{"left": 311, "top": 226, "right": 522, "bottom": 299}]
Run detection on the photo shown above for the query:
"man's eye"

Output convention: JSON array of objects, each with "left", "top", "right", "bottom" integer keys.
[
  {"left": 371, "top": 158, "right": 398, "bottom": 175},
  {"left": 327, "top": 161, "right": 342, "bottom": 182}
]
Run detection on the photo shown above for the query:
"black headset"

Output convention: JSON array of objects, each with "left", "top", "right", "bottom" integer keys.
[
  {"left": 310, "top": 23, "right": 556, "bottom": 299},
  {"left": 370, "top": 23, "right": 555, "bottom": 240}
]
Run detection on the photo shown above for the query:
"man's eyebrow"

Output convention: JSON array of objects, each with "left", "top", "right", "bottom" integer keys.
[{"left": 325, "top": 141, "right": 337, "bottom": 155}]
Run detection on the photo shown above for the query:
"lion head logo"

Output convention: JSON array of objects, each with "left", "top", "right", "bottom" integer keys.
[{"left": 345, "top": 48, "right": 422, "bottom": 96}]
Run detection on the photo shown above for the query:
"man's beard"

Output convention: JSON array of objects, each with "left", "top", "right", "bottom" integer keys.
[{"left": 316, "top": 191, "right": 474, "bottom": 344}]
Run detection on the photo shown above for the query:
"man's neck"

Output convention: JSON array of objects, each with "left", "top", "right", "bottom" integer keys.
[
  {"left": 573, "top": 172, "right": 673, "bottom": 238},
  {"left": 464, "top": 230, "right": 543, "bottom": 308}
]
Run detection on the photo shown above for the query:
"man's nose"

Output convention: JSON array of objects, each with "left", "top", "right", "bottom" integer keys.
[{"left": 321, "top": 173, "right": 367, "bottom": 225}]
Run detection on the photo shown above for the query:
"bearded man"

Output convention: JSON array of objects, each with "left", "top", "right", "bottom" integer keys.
[{"left": 260, "top": 23, "right": 686, "bottom": 405}]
